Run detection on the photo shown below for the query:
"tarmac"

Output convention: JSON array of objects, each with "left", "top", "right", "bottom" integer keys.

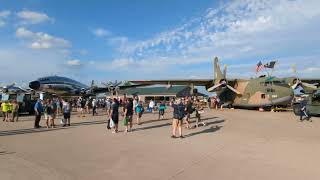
[{"left": 1, "top": 108, "right": 320, "bottom": 180}]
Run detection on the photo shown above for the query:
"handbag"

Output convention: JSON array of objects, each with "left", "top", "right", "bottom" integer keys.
[
  {"left": 60, "top": 118, "right": 65, "bottom": 124},
  {"left": 109, "top": 118, "right": 115, "bottom": 128},
  {"left": 123, "top": 117, "right": 129, "bottom": 126},
  {"left": 198, "top": 110, "right": 205, "bottom": 114}
]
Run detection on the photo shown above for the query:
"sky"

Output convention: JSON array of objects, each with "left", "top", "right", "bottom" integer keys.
[{"left": 0, "top": 0, "right": 320, "bottom": 87}]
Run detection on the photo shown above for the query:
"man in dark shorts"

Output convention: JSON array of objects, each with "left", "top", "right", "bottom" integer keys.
[
  {"left": 80, "top": 98, "right": 86, "bottom": 117},
  {"left": 63, "top": 100, "right": 71, "bottom": 127},
  {"left": 171, "top": 99, "right": 185, "bottom": 138},
  {"left": 184, "top": 99, "right": 193, "bottom": 129},
  {"left": 124, "top": 98, "right": 134, "bottom": 132},
  {"left": 34, "top": 99, "right": 44, "bottom": 128},
  {"left": 109, "top": 98, "right": 119, "bottom": 133}
]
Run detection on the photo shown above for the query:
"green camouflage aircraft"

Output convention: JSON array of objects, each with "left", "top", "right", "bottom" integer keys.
[
  {"left": 292, "top": 89, "right": 320, "bottom": 116},
  {"left": 130, "top": 57, "right": 320, "bottom": 109}
]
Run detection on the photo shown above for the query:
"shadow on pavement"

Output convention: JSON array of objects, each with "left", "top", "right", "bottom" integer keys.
[
  {"left": 185, "top": 125, "right": 223, "bottom": 138},
  {"left": 134, "top": 122, "right": 172, "bottom": 132},
  {"left": 0, "top": 151, "right": 16, "bottom": 155},
  {"left": 0, "top": 119, "right": 107, "bottom": 137},
  {"left": 140, "top": 118, "right": 171, "bottom": 125},
  {"left": 140, "top": 116, "right": 219, "bottom": 125},
  {"left": 0, "top": 116, "right": 224, "bottom": 137}
]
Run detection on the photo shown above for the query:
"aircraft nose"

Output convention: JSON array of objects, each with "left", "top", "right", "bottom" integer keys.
[{"left": 29, "top": 81, "right": 40, "bottom": 90}]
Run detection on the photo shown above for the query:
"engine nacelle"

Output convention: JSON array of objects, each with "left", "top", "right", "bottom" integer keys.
[{"left": 219, "top": 79, "right": 227, "bottom": 87}]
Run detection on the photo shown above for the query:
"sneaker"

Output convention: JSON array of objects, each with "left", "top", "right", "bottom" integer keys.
[
  {"left": 112, "top": 130, "right": 117, "bottom": 133},
  {"left": 171, "top": 135, "right": 176, "bottom": 138},
  {"left": 180, "top": 135, "right": 185, "bottom": 139}
]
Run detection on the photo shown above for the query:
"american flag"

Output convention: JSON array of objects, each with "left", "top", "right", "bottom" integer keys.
[{"left": 255, "top": 61, "right": 264, "bottom": 73}]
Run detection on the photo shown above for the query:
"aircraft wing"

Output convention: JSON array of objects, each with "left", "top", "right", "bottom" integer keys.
[
  {"left": 129, "top": 79, "right": 213, "bottom": 86},
  {"left": 300, "top": 78, "right": 320, "bottom": 85},
  {"left": 91, "top": 84, "right": 152, "bottom": 94},
  {"left": 118, "top": 83, "right": 152, "bottom": 89}
]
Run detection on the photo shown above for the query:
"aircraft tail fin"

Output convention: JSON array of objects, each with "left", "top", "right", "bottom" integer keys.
[
  {"left": 223, "top": 64, "right": 227, "bottom": 79},
  {"left": 213, "top": 57, "right": 224, "bottom": 80}
]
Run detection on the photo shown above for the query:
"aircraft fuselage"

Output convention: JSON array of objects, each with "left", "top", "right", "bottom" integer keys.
[
  {"left": 216, "top": 76, "right": 294, "bottom": 108},
  {"left": 29, "top": 76, "right": 88, "bottom": 96}
]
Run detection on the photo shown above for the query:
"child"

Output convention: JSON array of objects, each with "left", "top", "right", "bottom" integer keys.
[
  {"left": 135, "top": 101, "right": 144, "bottom": 125},
  {"left": 158, "top": 101, "right": 166, "bottom": 120}
]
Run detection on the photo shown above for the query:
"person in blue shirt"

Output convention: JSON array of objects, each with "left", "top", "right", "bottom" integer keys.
[
  {"left": 34, "top": 99, "right": 44, "bottom": 128},
  {"left": 135, "top": 101, "right": 144, "bottom": 125},
  {"left": 158, "top": 101, "right": 166, "bottom": 120}
]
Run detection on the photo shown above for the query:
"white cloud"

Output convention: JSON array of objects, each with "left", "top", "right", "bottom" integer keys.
[
  {"left": 17, "top": 10, "right": 52, "bottom": 24},
  {"left": 67, "top": 59, "right": 81, "bottom": 66},
  {"left": 101, "top": 0, "right": 320, "bottom": 79},
  {"left": 0, "top": 10, "right": 10, "bottom": 18},
  {"left": 0, "top": 48, "right": 68, "bottom": 83},
  {"left": 16, "top": 27, "right": 34, "bottom": 38},
  {"left": 79, "top": 49, "right": 89, "bottom": 55},
  {"left": 92, "top": 28, "right": 111, "bottom": 37},
  {"left": 0, "top": 21, "right": 5, "bottom": 27},
  {"left": 16, "top": 27, "right": 71, "bottom": 49},
  {"left": 0, "top": 10, "right": 11, "bottom": 27}
]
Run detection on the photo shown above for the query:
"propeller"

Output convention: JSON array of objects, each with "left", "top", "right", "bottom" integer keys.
[
  {"left": 226, "top": 85, "right": 241, "bottom": 95},
  {"left": 207, "top": 80, "right": 226, "bottom": 92},
  {"left": 207, "top": 57, "right": 241, "bottom": 95},
  {"left": 290, "top": 64, "right": 318, "bottom": 90}
]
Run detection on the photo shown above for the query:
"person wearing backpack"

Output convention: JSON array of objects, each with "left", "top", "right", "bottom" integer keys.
[
  {"left": 170, "top": 98, "right": 186, "bottom": 138},
  {"left": 184, "top": 98, "right": 193, "bottom": 129},
  {"left": 135, "top": 101, "right": 144, "bottom": 125},
  {"left": 158, "top": 101, "right": 166, "bottom": 120},
  {"left": 195, "top": 99, "right": 205, "bottom": 127}
]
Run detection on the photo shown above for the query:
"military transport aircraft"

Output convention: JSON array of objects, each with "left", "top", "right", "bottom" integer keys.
[
  {"left": 29, "top": 75, "right": 148, "bottom": 96},
  {"left": 130, "top": 57, "right": 320, "bottom": 109},
  {"left": 0, "top": 83, "right": 29, "bottom": 94}
]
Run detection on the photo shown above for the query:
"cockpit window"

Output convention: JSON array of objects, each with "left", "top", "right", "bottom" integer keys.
[
  {"left": 273, "top": 81, "right": 285, "bottom": 84},
  {"left": 267, "top": 88, "right": 275, "bottom": 92}
]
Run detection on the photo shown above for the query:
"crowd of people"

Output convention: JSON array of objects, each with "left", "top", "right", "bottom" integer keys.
[
  {"left": 2, "top": 92, "right": 313, "bottom": 137},
  {"left": 104, "top": 96, "right": 207, "bottom": 138},
  {"left": 34, "top": 98, "right": 72, "bottom": 128},
  {"left": 1, "top": 100, "right": 19, "bottom": 122},
  {"left": 1, "top": 95, "right": 217, "bottom": 138}
]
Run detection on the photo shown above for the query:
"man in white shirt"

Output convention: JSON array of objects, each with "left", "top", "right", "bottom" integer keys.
[
  {"left": 149, "top": 99, "right": 155, "bottom": 113},
  {"left": 92, "top": 99, "right": 97, "bottom": 116}
]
